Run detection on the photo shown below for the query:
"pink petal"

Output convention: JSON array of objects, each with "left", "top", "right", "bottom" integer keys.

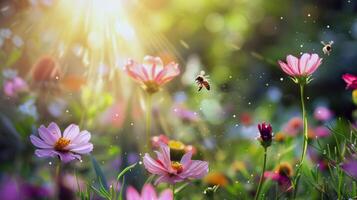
[
  {"left": 126, "top": 186, "right": 141, "bottom": 200},
  {"left": 38, "top": 125, "right": 58, "bottom": 145},
  {"left": 298, "top": 53, "right": 310, "bottom": 74},
  {"left": 180, "top": 151, "right": 192, "bottom": 169},
  {"left": 125, "top": 59, "right": 147, "bottom": 82},
  {"left": 158, "top": 189, "right": 173, "bottom": 200},
  {"left": 69, "top": 143, "right": 93, "bottom": 154},
  {"left": 180, "top": 160, "right": 208, "bottom": 179},
  {"left": 141, "top": 184, "right": 157, "bottom": 200},
  {"left": 30, "top": 135, "right": 52, "bottom": 149},
  {"left": 159, "top": 144, "right": 172, "bottom": 168},
  {"left": 286, "top": 55, "right": 300, "bottom": 75},
  {"left": 143, "top": 153, "right": 168, "bottom": 175},
  {"left": 278, "top": 61, "right": 294, "bottom": 76},
  {"left": 157, "top": 63, "right": 180, "bottom": 85},
  {"left": 62, "top": 124, "right": 80, "bottom": 140},
  {"left": 155, "top": 151, "right": 170, "bottom": 169},
  {"left": 304, "top": 54, "right": 320, "bottom": 75},
  {"left": 143, "top": 56, "right": 164, "bottom": 79}
]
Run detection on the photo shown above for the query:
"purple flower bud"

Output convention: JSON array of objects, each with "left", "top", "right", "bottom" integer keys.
[{"left": 258, "top": 122, "right": 273, "bottom": 148}]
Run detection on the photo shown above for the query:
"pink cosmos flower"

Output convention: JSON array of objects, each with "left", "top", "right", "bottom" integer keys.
[
  {"left": 126, "top": 184, "right": 173, "bottom": 200},
  {"left": 342, "top": 73, "right": 357, "bottom": 90},
  {"left": 143, "top": 144, "right": 208, "bottom": 185},
  {"left": 124, "top": 56, "right": 180, "bottom": 94},
  {"left": 3, "top": 77, "right": 28, "bottom": 97},
  {"left": 30, "top": 122, "right": 93, "bottom": 163},
  {"left": 278, "top": 53, "right": 322, "bottom": 78}
]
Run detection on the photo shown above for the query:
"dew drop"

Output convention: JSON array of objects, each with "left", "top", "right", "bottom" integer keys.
[{"left": 49, "top": 161, "right": 52, "bottom": 165}]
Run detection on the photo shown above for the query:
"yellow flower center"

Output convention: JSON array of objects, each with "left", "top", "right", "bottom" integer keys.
[
  {"left": 143, "top": 81, "right": 160, "bottom": 94},
  {"left": 168, "top": 140, "right": 185, "bottom": 151},
  {"left": 54, "top": 137, "right": 70, "bottom": 151},
  {"left": 171, "top": 161, "right": 183, "bottom": 173}
]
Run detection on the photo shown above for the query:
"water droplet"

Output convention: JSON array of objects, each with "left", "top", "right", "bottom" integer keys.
[
  {"left": 139, "top": 161, "right": 143, "bottom": 165},
  {"left": 326, "top": 25, "right": 330, "bottom": 29},
  {"left": 130, "top": 122, "right": 134, "bottom": 126},
  {"left": 307, "top": 13, "right": 311, "bottom": 17},
  {"left": 280, "top": 77, "right": 284, "bottom": 81},
  {"left": 49, "top": 162, "right": 52, "bottom": 165},
  {"left": 233, "top": 114, "right": 236, "bottom": 118},
  {"left": 300, "top": 44, "right": 304, "bottom": 48},
  {"left": 65, "top": 110, "right": 69, "bottom": 113},
  {"left": 280, "top": 16, "right": 284, "bottom": 20}
]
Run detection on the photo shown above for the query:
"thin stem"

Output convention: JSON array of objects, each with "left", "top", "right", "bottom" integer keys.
[
  {"left": 255, "top": 147, "right": 268, "bottom": 200},
  {"left": 172, "top": 184, "right": 176, "bottom": 200},
  {"left": 146, "top": 93, "right": 153, "bottom": 151},
  {"left": 293, "top": 84, "right": 309, "bottom": 198}
]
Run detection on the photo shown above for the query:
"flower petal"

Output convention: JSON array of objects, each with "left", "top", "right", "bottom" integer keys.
[
  {"left": 71, "top": 130, "right": 91, "bottom": 145},
  {"left": 298, "top": 53, "right": 310, "bottom": 74},
  {"left": 141, "top": 184, "right": 157, "bottom": 200},
  {"left": 38, "top": 125, "right": 58, "bottom": 145},
  {"left": 143, "top": 56, "right": 164, "bottom": 80},
  {"left": 63, "top": 124, "right": 80, "bottom": 140},
  {"left": 179, "top": 160, "right": 209, "bottom": 179},
  {"left": 55, "top": 151, "right": 81, "bottom": 163},
  {"left": 69, "top": 143, "right": 93, "bottom": 154},
  {"left": 158, "top": 189, "right": 173, "bottom": 200},
  {"left": 124, "top": 59, "right": 147, "bottom": 82},
  {"left": 278, "top": 61, "right": 294, "bottom": 76},
  {"left": 157, "top": 62, "right": 180, "bottom": 85},
  {"left": 180, "top": 151, "right": 192, "bottom": 169},
  {"left": 286, "top": 55, "right": 299, "bottom": 75},
  {"left": 34, "top": 149, "right": 57, "bottom": 158},
  {"left": 159, "top": 144, "right": 172, "bottom": 168},
  {"left": 143, "top": 153, "right": 168, "bottom": 175},
  {"left": 126, "top": 186, "right": 141, "bottom": 200},
  {"left": 30, "top": 135, "right": 52, "bottom": 149},
  {"left": 305, "top": 54, "right": 320, "bottom": 75},
  {"left": 47, "top": 122, "right": 61, "bottom": 139}
]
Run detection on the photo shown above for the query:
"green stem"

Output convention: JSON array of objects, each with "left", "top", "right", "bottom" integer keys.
[
  {"left": 146, "top": 93, "right": 153, "bottom": 151},
  {"left": 172, "top": 184, "right": 176, "bottom": 200},
  {"left": 293, "top": 84, "right": 309, "bottom": 198},
  {"left": 255, "top": 147, "right": 268, "bottom": 200}
]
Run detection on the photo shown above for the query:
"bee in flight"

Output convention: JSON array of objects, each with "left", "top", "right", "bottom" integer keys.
[
  {"left": 321, "top": 41, "right": 334, "bottom": 55},
  {"left": 195, "top": 70, "right": 210, "bottom": 91}
]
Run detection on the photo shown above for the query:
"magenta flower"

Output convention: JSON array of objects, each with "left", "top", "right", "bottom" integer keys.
[
  {"left": 126, "top": 184, "right": 173, "bottom": 200},
  {"left": 143, "top": 144, "right": 209, "bottom": 185},
  {"left": 3, "top": 77, "right": 28, "bottom": 97},
  {"left": 257, "top": 122, "right": 273, "bottom": 148},
  {"left": 124, "top": 56, "right": 180, "bottom": 94},
  {"left": 30, "top": 122, "right": 93, "bottom": 163},
  {"left": 342, "top": 73, "right": 357, "bottom": 90},
  {"left": 278, "top": 53, "right": 322, "bottom": 84}
]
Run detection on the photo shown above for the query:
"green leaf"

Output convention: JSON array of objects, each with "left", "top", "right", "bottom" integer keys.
[{"left": 91, "top": 156, "right": 109, "bottom": 190}]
